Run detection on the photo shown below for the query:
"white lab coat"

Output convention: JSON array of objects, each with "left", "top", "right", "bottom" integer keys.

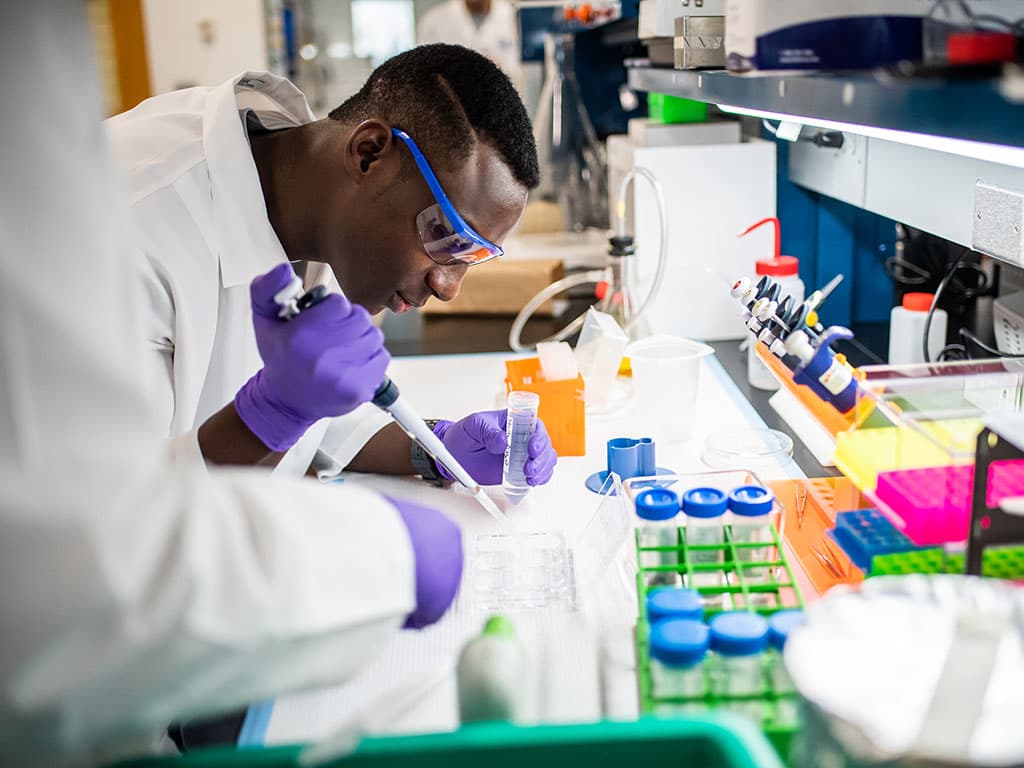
[
  {"left": 0, "top": 5, "right": 415, "bottom": 766},
  {"left": 417, "top": 0, "right": 524, "bottom": 94},
  {"left": 104, "top": 72, "right": 392, "bottom": 478}
]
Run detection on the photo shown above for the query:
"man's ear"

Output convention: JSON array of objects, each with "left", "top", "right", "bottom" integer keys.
[{"left": 343, "top": 119, "right": 397, "bottom": 182}]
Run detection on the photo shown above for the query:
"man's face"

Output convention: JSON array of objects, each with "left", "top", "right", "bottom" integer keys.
[{"left": 319, "top": 130, "right": 526, "bottom": 315}]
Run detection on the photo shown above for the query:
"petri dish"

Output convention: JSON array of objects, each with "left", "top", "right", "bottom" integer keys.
[{"left": 702, "top": 428, "right": 793, "bottom": 470}]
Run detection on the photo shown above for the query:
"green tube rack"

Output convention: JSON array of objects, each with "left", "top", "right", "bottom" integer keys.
[
  {"left": 635, "top": 521, "right": 804, "bottom": 762},
  {"left": 869, "top": 544, "right": 1024, "bottom": 578}
]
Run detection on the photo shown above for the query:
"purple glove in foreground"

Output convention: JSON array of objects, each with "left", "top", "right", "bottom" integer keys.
[
  {"left": 235, "top": 264, "right": 390, "bottom": 451},
  {"left": 386, "top": 495, "right": 464, "bottom": 629},
  {"left": 432, "top": 409, "right": 558, "bottom": 486}
]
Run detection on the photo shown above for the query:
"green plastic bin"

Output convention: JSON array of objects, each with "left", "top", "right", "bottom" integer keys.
[
  {"left": 108, "top": 717, "right": 784, "bottom": 768},
  {"left": 647, "top": 92, "right": 708, "bottom": 123}
]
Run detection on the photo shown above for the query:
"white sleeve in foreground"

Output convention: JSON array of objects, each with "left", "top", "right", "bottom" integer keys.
[{"left": 0, "top": 5, "right": 415, "bottom": 766}]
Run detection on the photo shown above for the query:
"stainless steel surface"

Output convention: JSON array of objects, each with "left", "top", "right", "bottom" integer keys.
[{"left": 673, "top": 15, "right": 725, "bottom": 70}]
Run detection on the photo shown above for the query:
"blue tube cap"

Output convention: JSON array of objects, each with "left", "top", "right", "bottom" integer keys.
[
  {"left": 649, "top": 619, "right": 710, "bottom": 668},
  {"left": 728, "top": 485, "right": 774, "bottom": 517},
  {"left": 709, "top": 611, "right": 770, "bottom": 656},
  {"left": 681, "top": 487, "right": 728, "bottom": 519},
  {"left": 768, "top": 609, "right": 804, "bottom": 651},
  {"left": 646, "top": 588, "right": 703, "bottom": 623},
  {"left": 636, "top": 488, "right": 680, "bottom": 521}
]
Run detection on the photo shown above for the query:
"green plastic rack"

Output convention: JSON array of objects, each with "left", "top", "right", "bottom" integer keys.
[
  {"left": 869, "top": 544, "right": 1024, "bottom": 579},
  {"left": 635, "top": 521, "right": 804, "bottom": 762},
  {"left": 108, "top": 717, "right": 784, "bottom": 768}
]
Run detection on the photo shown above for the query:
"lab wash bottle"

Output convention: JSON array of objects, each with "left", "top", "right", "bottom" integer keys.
[
  {"left": 649, "top": 618, "right": 710, "bottom": 710},
  {"left": 681, "top": 487, "right": 727, "bottom": 604},
  {"left": 635, "top": 488, "right": 681, "bottom": 587},
  {"left": 767, "top": 609, "right": 804, "bottom": 726},
  {"left": 457, "top": 615, "right": 530, "bottom": 724},
  {"left": 708, "top": 611, "right": 770, "bottom": 722},
  {"left": 646, "top": 587, "right": 704, "bottom": 624},
  {"left": 727, "top": 485, "right": 774, "bottom": 587}
]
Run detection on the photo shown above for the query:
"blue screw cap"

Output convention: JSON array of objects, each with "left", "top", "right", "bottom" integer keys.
[
  {"left": 646, "top": 588, "right": 703, "bottom": 623},
  {"left": 768, "top": 609, "right": 804, "bottom": 651},
  {"left": 728, "top": 485, "right": 774, "bottom": 517},
  {"left": 682, "top": 487, "right": 728, "bottom": 519},
  {"left": 636, "top": 488, "right": 680, "bottom": 521},
  {"left": 709, "top": 611, "right": 770, "bottom": 656},
  {"left": 649, "top": 619, "right": 710, "bottom": 668}
]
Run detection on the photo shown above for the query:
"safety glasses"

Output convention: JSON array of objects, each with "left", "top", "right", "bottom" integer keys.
[{"left": 391, "top": 128, "right": 503, "bottom": 266}]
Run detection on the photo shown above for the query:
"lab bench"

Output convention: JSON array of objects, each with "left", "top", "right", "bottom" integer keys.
[{"left": 227, "top": 341, "right": 814, "bottom": 752}]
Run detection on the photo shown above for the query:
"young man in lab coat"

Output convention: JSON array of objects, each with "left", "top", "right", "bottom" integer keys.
[{"left": 106, "top": 45, "right": 557, "bottom": 491}]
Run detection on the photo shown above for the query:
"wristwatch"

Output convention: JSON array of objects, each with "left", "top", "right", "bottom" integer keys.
[{"left": 411, "top": 419, "right": 447, "bottom": 487}]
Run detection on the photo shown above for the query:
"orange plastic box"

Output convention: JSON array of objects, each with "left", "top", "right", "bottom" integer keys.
[{"left": 505, "top": 357, "right": 586, "bottom": 456}]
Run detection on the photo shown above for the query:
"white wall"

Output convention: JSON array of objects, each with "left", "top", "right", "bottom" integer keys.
[{"left": 142, "top": 0, "right": 269, "bottom": 93}]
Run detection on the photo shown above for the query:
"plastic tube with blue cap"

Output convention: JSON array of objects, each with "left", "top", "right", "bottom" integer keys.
[
  {"left": 635, "top": 487, "right": 681, "bottom": 587},
  {"left": 709, "top": 611, "right": 770, "bottom": 720},
  {"left": 728, "top": 485, "right": 775, "bottom": 583},
  {"left": 681, "top": 487, "right": 728, "bottom": 602},
  {"left": 649, "top": 619, "right": 710, "bottom": 706}
]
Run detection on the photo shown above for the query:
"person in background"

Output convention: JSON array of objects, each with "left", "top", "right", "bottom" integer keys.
[
  {"left": 417, "top": 1, "right": 524, "bottom": 93},
  {"left": 0, "top": 6, "right": 462, "bottom": 767},
  {"left": 105, "top": 44, "right": 556, "bottom": 490}
]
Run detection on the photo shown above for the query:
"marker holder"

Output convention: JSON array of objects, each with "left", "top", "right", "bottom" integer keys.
[{"left": 634, "top": 519, "right": 804, "bottom": 761}]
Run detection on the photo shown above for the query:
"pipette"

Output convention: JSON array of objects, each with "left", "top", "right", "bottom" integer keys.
[{"left": 273, "top": 274, "right": 508, "bottom": 525}]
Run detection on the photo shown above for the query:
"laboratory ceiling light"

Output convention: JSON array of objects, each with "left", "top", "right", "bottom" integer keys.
[{"left": 717, "top": 102, "right": 1024, "bottom": 170}]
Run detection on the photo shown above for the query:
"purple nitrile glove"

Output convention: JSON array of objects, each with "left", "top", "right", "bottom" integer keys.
[
  {"left": 385, "top": 495, "right": 464, "bottom": 629},
  {"left": 234, "top": 263, "right": 391, "bottom": 451},
  {"left": 432, "top": 409, "right": 558, "bottom": 486}
]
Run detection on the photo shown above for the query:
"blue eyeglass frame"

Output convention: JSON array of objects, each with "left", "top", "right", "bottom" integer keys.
[{"left": 390, "top": 127, "right": 504, "bottom": 264}]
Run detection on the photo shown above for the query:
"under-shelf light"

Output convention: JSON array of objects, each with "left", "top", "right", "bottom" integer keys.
[{"left": 717, "top": 102, "right": 1024, "bottom": 169}]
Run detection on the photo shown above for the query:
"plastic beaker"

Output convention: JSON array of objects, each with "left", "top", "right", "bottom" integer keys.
[{"left": 626, "top": 336, "right": 713, "bottom": 444}]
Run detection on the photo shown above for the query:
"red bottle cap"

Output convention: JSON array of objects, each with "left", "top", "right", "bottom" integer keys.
[
  {"left": 902, "top": 292, "right": 934, "bottom": 312},
  {"left": 756, "top": 256, "right": 799, "bottom": 277},
  {"left": 948, "top": 32, "right": 1017, "bottom": 65}
]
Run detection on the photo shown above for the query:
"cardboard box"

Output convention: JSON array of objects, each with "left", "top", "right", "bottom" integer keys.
[{"left": 421, "top": 258, "right": 565, "bottom": 316}]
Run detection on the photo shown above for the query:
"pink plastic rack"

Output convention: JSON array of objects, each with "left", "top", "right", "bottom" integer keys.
[{"left": 873, "top": 460, "right": 1024, "bottom": 546}]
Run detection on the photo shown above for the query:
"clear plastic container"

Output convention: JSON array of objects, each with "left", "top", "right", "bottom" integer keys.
[
  {"left": 767, "top": 609, "right": 804, "bottom": 727},
  {"left": 728, "top": 485, "right": 774, "bottom": 583},
  {"left": 681, "top": 487, "right": 728, "bottom": 604},
  {"left": 471, "top": 531, "right": 574, "bottom": 610},
  {"left": 709, "top": 612, "right": 770, "bottom": 722},
  {"left": 502, "top": 391, "right": 540, "bottom": 504},
  {"left": 646, "top": 587, "right": 703, "bottom": 624},
  {"left": 636, "top": 487, "right": 681, "bottom": 588},
  {"left": 702, "top": 429, "right": 793, "bottom": 471},
  {"left": 649, "top": 618, "right": 710, "bottom": 709}
]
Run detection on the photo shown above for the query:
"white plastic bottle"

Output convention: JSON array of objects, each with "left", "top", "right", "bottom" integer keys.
[
  {"left": 457, "top": 615, "right": 531, "bottom": 724},
  {"left": 889, "top": 292, "right": 946, "bottom": 364},
  {"left": 748, "top": 257, "right": 804, "bottom": 391}
]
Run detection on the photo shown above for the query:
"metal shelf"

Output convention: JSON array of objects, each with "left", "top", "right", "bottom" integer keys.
[{"left": 627, "top": 67, "right": 1024, "bottom": 149}]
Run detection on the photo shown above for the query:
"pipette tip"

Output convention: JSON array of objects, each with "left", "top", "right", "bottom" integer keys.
[{"left": 472, "top": 488, "right": 509, "bottom": 525}]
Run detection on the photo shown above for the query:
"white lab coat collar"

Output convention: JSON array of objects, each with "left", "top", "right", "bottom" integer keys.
[{"left": 202, "top": 72, "right": 317, "bottom": 288}]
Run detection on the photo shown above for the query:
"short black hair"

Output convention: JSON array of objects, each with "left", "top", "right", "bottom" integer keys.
[{"left": 328, "top": 44, "right": 539, "bottom": 190}]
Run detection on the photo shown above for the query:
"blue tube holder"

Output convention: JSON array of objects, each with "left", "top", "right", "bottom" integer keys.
[{"left": 585, "top": 436, "right": 674, "bottom": 493}]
